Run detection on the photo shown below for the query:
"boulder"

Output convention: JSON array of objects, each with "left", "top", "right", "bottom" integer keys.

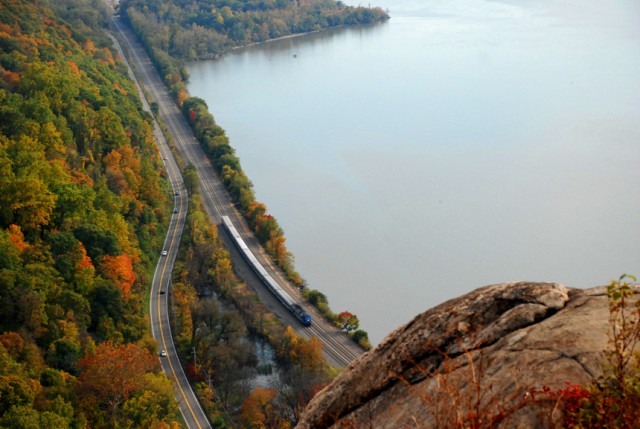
[{"left": 296, "top": 282, "right": 623, "bottom": 428}]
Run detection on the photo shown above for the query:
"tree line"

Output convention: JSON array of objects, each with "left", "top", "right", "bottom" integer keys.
[
  {"left": 181, "top": 95, "right": 371, "bottom": 349},
  {"left": 120, "top": 0, "right": 389, "bottom": 60},
  {"left": 168, "top": 174, "right": 333, "bottom": 427},
  {"left": 122, "top": 0, "right": 373, "bottom": 350},
  {"left": 0, "top": 0, "right": 180, "bottom": 426}
]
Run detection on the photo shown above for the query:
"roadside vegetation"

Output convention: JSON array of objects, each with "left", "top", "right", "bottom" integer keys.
[
  {"left": 0, "top": 0, "right": 181, "bottom": 426},
  {"left": 181, "top": 96, "right": 371, "bottom": 350},
  {"left": 121, "top": 0, "right": 374, "bottom": 349},
  {"left": 169, "top": 177, "right": 335, "bottom": 427},
  {"left": 0, "top": 0, "right": 340, "bottom": 426}
]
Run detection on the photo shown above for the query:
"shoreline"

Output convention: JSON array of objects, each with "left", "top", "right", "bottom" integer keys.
[
  {"left": 188, "top": 18, "right": 389, "bottom": 61},
  {"left": 222, "top": 20, "right": 388, "bottom": 57},
  {"left": 189, "top": 29, "right": 337, "bottom": 61},
  {"left": 237, "top": 28, "right": 328, "bottom": 49}
]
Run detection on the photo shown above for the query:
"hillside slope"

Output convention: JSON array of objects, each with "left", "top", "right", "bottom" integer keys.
[{"left": 0, "top": 1, "right": 180, "bottom": 426}]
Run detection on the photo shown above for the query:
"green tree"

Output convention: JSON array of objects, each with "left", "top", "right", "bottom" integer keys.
[
  {"left": 73, "top": 224, "right": 120, "bottom": 263},
  {"left": 0, "top": 136, "right": 57, "bottom": 230},
  {"left": 304, "top": 289, "right": 332, "bottom": 316},
  {"left": 46, "top": 338, "right": 82, "bottom": 375},
  {"left": 120, "top": 373, "right": 180, "bottom": 427},
  {"left": 0, "top": 405, "right": 41, "bottom": 429},
  {"left": 0, "top": 375, "right": 37, "bottom": 414}
]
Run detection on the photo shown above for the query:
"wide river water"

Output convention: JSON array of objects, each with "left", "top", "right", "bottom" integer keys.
[{"left": 187, "top": 0, "right": 640, "bottom": 345}]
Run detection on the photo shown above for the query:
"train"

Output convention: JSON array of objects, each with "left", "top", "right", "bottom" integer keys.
[{"left": 221, "top": 215, "right": 312, "bottom": 326}]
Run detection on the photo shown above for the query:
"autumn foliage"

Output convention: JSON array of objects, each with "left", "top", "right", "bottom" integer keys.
[
  {"left": 277, "top": 327, "right": 324, "bottom": 372},
  {"left": 7, "top": 224, "right": 29, "bottom": 253},
  {"left": 562, "top": 275, "right": 640, "bottom": 427},
  {"left": 0, "top": 332, "right": 24, "bottom": 358},
  {"left": 273, "top": 327, "right": 329, "bottom": 423},
  {"left": 124, "top": 0, "right": 388, "bottom": 61},
  {"left": 0, "top": 0, "right": 175, "bottom": 426},
  {"left": 100, "top": 253, "right": 137, "bottom": 298},
  {"left": 77, "top": 341, "right": 159, "bottom": 412},
  {"left": 241, "top": 388, "right": 290, "bottom": 429},
  {"left": 336, "top": 311, "right": 359, "bottom": 333}
]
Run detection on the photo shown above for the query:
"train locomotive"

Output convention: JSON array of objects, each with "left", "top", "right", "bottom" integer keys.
[{"left": 221, "top": 216, "right": 312, "bottom": 326}]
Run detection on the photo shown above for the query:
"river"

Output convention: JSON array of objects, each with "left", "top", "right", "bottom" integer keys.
[{"left": 186, "top": 0, "right": 640, "bottom": 345}]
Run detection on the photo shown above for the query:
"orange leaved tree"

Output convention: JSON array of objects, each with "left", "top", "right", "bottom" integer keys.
[
  {"left": 100, "top": 254, "right": 136, "bottom": 299},
  {"left": 241, "top": 387, "right": 290, "bottom": 429},
  {"left": 77, "top": 341, "right": 158, "bottom": 415}
]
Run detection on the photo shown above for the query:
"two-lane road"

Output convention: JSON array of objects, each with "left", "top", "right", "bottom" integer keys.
[
  {"left": 151, "top": 181, "right": 209, "bottom": 429},
  {"left": 111, "top": 17, "right": 363, "bottom": 369},
  {"left": 110, "top": 28, "right": 211, "bottom": 429}
]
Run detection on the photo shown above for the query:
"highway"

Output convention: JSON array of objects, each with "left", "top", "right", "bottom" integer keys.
[
  {"left": 111, "top": 18, "right": 362, "bottom": 369},
  {"left": 110, "top": 29, "right": 211, "bottom": 429}
]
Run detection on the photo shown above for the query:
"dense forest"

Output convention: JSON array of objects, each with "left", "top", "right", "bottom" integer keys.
[
  {"left": 121, "top": 0, "right": 389, "bottom": 60},
  {"left": 0, "top": 0, "right": 180, "bottom": 426}
]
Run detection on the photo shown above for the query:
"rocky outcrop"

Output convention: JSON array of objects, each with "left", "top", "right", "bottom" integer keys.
[{"left": 297, "top": 282, "right": 624, "bottom": 428}]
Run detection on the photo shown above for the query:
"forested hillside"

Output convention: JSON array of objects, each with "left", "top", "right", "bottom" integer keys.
[
  {"left": 121, "top": 0, "right": 389, "bottom": 60},
  {"left": 0, "top": 0, "right": 180, "bottom": 426}
]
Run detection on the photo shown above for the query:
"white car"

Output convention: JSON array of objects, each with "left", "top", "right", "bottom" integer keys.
[
  {"left": 161, "top": 250, "right": 167, "bottom": 256},
  {"left": 160, "top": 349, "right": 167, "bottom": 357}
]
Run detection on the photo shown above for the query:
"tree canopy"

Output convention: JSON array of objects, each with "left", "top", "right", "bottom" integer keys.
[
  {"left": 122, "top": 0, "right": 389, "bottom": 60},
  {"left": 0, "top": 0, "right": 179, "bottom": 426}
]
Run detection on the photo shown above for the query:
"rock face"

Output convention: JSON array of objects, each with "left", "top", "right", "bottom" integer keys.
[{"left": 297, "top": 282, "right": 620, "bottom": 428}]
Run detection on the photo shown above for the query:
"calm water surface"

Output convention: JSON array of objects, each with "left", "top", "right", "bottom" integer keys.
[{"left": 187, "top": 0, "right": 640, "bottom": 344}]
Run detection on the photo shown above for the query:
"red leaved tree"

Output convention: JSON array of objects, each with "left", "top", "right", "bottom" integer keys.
[
  {"left": 77, "top": 341, "right": 159, "bottom": 414},
  {"left": 337, "top": 311, "right": 360, "bottom": 333}
]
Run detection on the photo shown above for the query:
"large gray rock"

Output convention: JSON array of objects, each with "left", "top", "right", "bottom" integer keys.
[{"left": 297, "top": 282, "right": 622, "bottom": 428}]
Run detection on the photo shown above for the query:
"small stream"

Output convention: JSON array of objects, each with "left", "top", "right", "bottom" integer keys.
[{"left": 251, "top": 338, "right": 279, "bottom": 389}]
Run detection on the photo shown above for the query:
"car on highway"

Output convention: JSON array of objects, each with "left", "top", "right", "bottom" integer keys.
[
  {"left": 160, "top": 349, "right": 167, "bottom": 357},
  {"left": 160, "top": 290, "right": 166, "bottom": 295},
  {"left": 161, "top": 250, "right": 167, "bottom": 256},
  {"left": 173, "top": 208, "right": 178, "bottom": 213}
]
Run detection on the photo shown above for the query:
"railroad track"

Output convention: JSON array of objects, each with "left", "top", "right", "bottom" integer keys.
[{"left": 111, "top": 17, "right": 362, "bottom": 368}]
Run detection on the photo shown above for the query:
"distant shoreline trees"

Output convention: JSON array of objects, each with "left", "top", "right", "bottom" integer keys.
[{"left": 121, "top": 0, "right": 389, "bottom": 61}]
